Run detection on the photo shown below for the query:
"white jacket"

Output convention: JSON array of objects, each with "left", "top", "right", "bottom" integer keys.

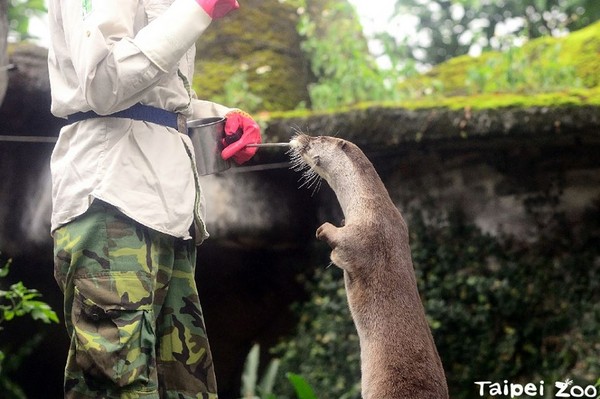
[{"left": 48, "top": 0, "right": 229, "bottom": 242}]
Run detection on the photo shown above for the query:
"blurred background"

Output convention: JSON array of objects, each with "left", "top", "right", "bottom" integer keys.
[{"left": 1, "top": 0, "right": 599, "bottom": 398}]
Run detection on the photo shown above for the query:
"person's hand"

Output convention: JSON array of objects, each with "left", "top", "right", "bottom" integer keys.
[
  {"left": 221, "top": 110, "right": 261, "bottom": 164},
  {"left": 195, "top": 0, "right": 239, "bottom": 19}
]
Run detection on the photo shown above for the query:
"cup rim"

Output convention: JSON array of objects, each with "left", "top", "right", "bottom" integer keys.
[{"left": 187, "top": 117, "right": 225, "bottom": 128}]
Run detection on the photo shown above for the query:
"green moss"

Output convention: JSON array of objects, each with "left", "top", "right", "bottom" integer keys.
[
  {"left": 193, "top": 61, "right": 239, "bottom": 99},
  {"left": 568, "top": 23, "right": 600, "bottom": 87},
  {"left": 192, "top": 0, "right": 311, "bottom": 112},
  {"left": 399, "top": 87, "right": 600, "bottom": 110},
  {"left": 398, "top": 21, "right": 600, "bottom": 99},
  {"left": 261, "top": 87, "right": 600, "bottom": 125}
]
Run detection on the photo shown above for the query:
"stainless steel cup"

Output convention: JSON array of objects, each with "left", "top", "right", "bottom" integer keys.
[{"left": 187, "top": 117, "right": 231, "bottom": 176}]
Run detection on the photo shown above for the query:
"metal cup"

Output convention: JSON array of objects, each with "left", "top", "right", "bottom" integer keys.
[{"left": 187, "top": 117, "right": 231, "bottom": 176}]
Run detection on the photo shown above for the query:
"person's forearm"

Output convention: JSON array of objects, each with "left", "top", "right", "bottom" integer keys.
[{"left": 133, "top": 0, "right": 212, "bottom": 72}]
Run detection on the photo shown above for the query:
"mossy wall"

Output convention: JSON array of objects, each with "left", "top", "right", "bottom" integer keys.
[{"left": 193, "top": 0, "right": 311, "bottom": 112}]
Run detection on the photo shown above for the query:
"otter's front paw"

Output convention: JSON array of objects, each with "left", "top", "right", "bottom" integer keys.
[{"left": 316, "top": 222, "right": 338, "bottom": 249}]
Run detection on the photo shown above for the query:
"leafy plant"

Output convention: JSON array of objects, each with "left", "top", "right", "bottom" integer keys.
[
  {"left": 8, "top": 0, "right": 47, "bottom": 41},
  {"left": 286, "top": 373, "right": 318, "bottom": 399},
  {"left": 213, "top": 71, "right": 264, "bottom": 115},
  {"left": 384, "top": 0, "right": 600, "bottom": 66},
  {"left": 0, "top": 254, "right": 59, "bottom": 399},
  {"left": 296, "top": 1, "right": 393, "bottom": 110},
  {"left": 240, "top": 343, "right": 280, "bottom": 399},
  {"left": 0, "top": 259, "right": 58, "bottom": 327},
  {"left": 272, "top": 266, "right": 361, "bottom": 399},
  {"left": 239, "top": 344, "right": 320, "bottom": 399}
]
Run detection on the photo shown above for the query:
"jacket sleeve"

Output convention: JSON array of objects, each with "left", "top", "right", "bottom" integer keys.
[
  {"left": 191, "top": 99, "right": 232, "bottom": 119},
  {"left": 58, "top": 0, "right": 211, "bottom": 115}
]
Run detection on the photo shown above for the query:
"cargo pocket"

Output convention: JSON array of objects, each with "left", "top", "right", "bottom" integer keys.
[{"left": 71, "top": 271, "right": 157, "bottom": 394}]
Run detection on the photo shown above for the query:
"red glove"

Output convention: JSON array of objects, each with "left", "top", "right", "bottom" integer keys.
[
  {"left": 195, "top": 0, "right": 239, "bottom": 19},
  {"left": 221, "top": 110, "right": 262, "bottom": 164}
]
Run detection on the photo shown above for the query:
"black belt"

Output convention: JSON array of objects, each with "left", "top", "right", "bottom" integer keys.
[{"left": 67, "top": 103, "right": 187, "bottom": 132}]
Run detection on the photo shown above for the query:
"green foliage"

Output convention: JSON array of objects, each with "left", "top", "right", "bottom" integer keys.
[
  {"left": 0, "top": 254, "right": 59, "bottom": 399},
  {"left": 272, "top": 202, "right": 600, "bottom": 398},
  {"left": 0, "top": 263, "right": 59, "bottom": 326},
  {"left": 412, "top": 205, "right": 599, "bottom": 397},
  {"left": 7, "top": 0, "right": 47, "bottom": 41},
  {"left": 210, "top": 71, "right": 264, "bottom": 115},
  {"left": 272, "top": 266, "right": 361, "bottom": 399},
  {"left": 240, "top": 343, "right": 280, "bottom": 399},
  {"left": 239, "top": 344, "right": 319, "bottom": 399},
  {"left": 0, "top": 334, "right": 45, "bottom": 399},
  {"left": 398, "top": 20, "right": 600, "bottom": 100},
  {"left": 286, "top": 373, "right": 318, "bottom": 399},
  {"left": 296, "top": 1, "right": 395, "bottom": 110},
  {"left": 387, "top": 0, "right": 600, "bottom": 66}
]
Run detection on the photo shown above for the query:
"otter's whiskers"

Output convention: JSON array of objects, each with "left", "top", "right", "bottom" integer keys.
[{"left": 287, "top": 136, "right": 323, "bottom": 195}]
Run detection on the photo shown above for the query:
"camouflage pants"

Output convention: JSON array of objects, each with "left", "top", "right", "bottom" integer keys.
[{"left": 53, "top": 200, "right": 218, "bottom": 398}]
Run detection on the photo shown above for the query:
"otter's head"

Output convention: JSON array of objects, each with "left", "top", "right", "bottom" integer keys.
[{"left": 288, "top": 134, "right": 355, "bottom": 193}]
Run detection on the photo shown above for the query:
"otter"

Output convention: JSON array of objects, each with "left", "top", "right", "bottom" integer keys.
[{"left": 289, "top": 134, "right": 449, "bottom": 399}]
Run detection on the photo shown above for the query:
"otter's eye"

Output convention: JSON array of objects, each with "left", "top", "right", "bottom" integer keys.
[{"left": 312, "top": 155, "right": 321, "bottom": 166}]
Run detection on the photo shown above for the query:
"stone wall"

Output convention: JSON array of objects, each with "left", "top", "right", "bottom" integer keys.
[
  {"left": 380, "top": 138, "right": 600, "bottom": 238},
  {"left": 264, "top": 104, "right": 600, "bottom": 237}
]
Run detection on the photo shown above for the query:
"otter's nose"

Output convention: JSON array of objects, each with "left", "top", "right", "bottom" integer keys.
[{"left": 289, "top": 133, "right": 310, "bottom": 150}]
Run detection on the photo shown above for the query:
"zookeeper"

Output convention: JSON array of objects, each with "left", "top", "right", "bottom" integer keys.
[{"left": 47, "top": 0, "right": 261, "bottom": 397}]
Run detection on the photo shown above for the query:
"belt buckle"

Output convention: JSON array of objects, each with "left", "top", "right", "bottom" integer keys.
[{"left": 177, "top": 114, "right": 188, "bottom": 134}]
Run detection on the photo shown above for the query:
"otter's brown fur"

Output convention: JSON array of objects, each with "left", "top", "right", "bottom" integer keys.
[{"left": 289, "top": 134, "right": 449, "bottom": 399}]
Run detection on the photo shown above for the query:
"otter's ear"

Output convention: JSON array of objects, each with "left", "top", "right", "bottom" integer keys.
[
  {"left": 338, "top": 140, "right": 348, "bottom": 150},
  {"left": 312, "top": 154, "right": 321, "bottom": 166}
]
